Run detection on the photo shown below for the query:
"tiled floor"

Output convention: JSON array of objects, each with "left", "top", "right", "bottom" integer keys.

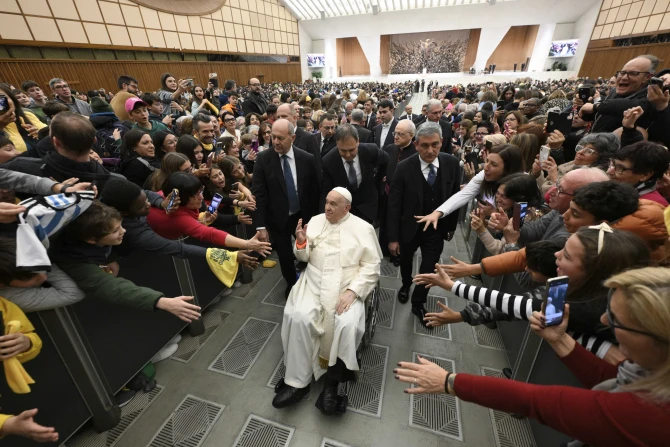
[{"left": 69, "top": 228, "right": 524, "bottom": 447}]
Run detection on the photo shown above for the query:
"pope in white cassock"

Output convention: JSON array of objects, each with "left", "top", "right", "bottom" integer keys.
[{"left": 272, "top": 187, "right": 382, "bottom": 415}]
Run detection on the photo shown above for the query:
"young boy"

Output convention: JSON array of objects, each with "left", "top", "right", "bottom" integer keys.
[
  {"left": 220, "top": 93, "right": 242, "bottom": 117},
  {"left": 141, "top": 93, "right": 174, "bottom": 126},
  {"left": 0, "top": 238, "right": 55, "bottom": 443},
  {"left": 51, "top": 201, "right": 201, "bottom": 322},
  {"left": 125, "top": 97, "right": 170, "bottom": 138},
  {"left": 20, "top": 80, "right": 49, "bottom": 124}
]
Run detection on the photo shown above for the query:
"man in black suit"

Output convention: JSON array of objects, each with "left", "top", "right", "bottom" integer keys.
[
  {"left": 373, "top": 99, "right": 397, "bottom": 151},
  {"left": 363, "top": 99, "right": 376, "bottom": 131},
  {"left": 378, "top": 119, "right": 417, "bottom": 259},
  {"left": 320, "top": 124, "right": 387, "bottom": 225},
  {"left": 413, "top": 104, "right": 428, "bottom": 125},
  {"left": 252, "top": 119, "right": 320, "bottom": 297},
  {"left": 387, "top": 122, "right": 460, "bottom": 327},
  {"left": 414, "top": 99, "right": 452, "bottom": 154},
  {"left": 399, "top": 105, "right": 418, "bottom": 122},
  {"left": 350, "top": 109, "right": 374, "bottom": 144},
  {"left": 241, "top": 77, "right": 268, "bottom": 116},
  {"left": 299, "top": 113, "right": 338, "bottom": 173},
  {"left": 277, "top": 103, "right": 312, "bottom": 150}
]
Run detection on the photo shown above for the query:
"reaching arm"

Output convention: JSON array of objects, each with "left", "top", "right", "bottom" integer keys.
[
  {"left": 480, "top": 248, "right": 528, "bottom": 277},
  {"left": 451, "top": 280, "right": 539, "bottom": 321},
  {"left": 435, "top": 170, "right": 484, "bottom": 218},
  {"left": 0, "top": 265, "right": 85, "bottom": 312}
]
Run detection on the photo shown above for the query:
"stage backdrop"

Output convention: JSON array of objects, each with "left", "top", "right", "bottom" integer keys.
[{"left": 388, "top": 30, "right": 470, "bottom": 74}]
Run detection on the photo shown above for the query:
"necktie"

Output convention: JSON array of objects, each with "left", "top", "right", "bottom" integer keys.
[
  {"left": 321, "top": 137, "right": 329, "bottom": 153},
  {"left": 347, "top": 160, "right": 357, "bottom": 189},
  {"left": 427, "top": 163, "right": 436, "bottom": 186},
  {"left": 282, "top": 154, "right": 300, "bottom": 214}
]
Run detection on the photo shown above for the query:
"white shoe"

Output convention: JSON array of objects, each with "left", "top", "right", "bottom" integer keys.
[
  {"left": 151, "top": 343, "right": 178, "bottom": 363},
  {"left": 220, "top": 289, "right": 233, "bottom": 297},
  {"left": 232, "top": 281, "right": 242, "bottom": 289},
  {"left": 169, "top": 334, "right": 182, "bottom": 345}
]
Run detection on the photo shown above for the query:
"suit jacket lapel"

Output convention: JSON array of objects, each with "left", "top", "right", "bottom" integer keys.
[{"left": 413, "top": 156, "right": 424, "bottom": 209}]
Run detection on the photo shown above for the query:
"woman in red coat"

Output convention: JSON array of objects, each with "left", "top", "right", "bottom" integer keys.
[{"left": 398, "top": 265, "right": 670, "bottom": 447}]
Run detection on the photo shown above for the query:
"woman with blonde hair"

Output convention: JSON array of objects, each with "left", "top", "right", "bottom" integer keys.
[
  {"left": 510, "top": 132, "right": 540, "bottom": 172},
  {"left": 145, "top": 152, "right": 191, "bottom": 191},
  {"left": 397, "top": 266, "right": 670, "bottom": 446}
]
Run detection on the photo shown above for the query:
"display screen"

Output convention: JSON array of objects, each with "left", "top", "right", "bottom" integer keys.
[
  {"left": 307, "top": 54, "right": 326, "bottom": 67},
  {"left": 548, "top": 39, "right": 579, "bottom": 57}
]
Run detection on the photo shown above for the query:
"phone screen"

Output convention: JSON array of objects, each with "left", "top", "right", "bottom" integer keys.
[
  {"left": 166, "top": 188, "right": 179, "bottom": 213},
  {"left": 518, "top": 202, "right": 528, "bottom": 229},
  {"left": 206, "top": 152, "right": 214, "bottom": 169},
  {"left": 251, "top": 139, "right": 259, "bottom": 152},
  {"left": 208, "top": 193, "right": 223, "bottom": 213},
  {"left": 545, "top": 276, "right": 569, "bottom": 326},
  {"left": 0, "top": 96, "right": 8, "bottom": 114}
]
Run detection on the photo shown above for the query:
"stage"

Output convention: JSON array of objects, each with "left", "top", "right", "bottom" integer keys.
[{"left": 319, "top": 70, "right": 580, "bottom": 85}]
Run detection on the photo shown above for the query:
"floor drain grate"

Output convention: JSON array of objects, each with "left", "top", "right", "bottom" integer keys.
[
  {"left": 66, "top": 386, "right": 164, "bottom": 447},
  {"left": 233, "top": 414, "right": 294, "bottom": 447},
  {"left": 473, "top": 325, "right": 505, "bottom": 350},
  {"left": 266, "top": 355, "right": 286, "bottom": 389},
  {"left": 321, "top": 438, "right": 353, "bottom": 447},
  {"left": 338, "top": 343, "right": 389, "bottom": 418},
  {"left": 261, "top": 278, "right": 286, "bottom": 307},
  {"left": 208, "top": 317, "right": 278, "bottom": 379},
  {"left": 380, "top": 259, "right": 400, "bottom": 278},
  {"left": 409, "top": 352, "right": 462, "bottom": 441},
  {"left": 481, "top": 367, "right": 536, "bottom": 447},
  {"left": 414, "top": 295, "right": 452, "bottom": 340},
  {"left": 171, "top": 311, "right": 231, "bottom": 363},
  {"left": 148, "top": 394, "right": 224, "bottom": 447},
  {"left": 376, "top": 287, "right": 397, "bottom": 329},
  {"left": 232, "top": 268, "right": 268, "bottom": 300}
]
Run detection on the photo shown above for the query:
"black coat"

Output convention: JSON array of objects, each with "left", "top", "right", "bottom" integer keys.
[
  {"left": 320, "top": 143, "right": 388, "bottom": 224},
  {"left": 352, "top": 124, "right": 374, "bottom": 144},
  {"left": 412, "top": 116, "right": 453, "bottom": 154},
  {"left": 384, "top": 142, "right": 417, "bottom": 189},
  {"left": 373, "top": 119, "right": 398, "bottom": 150},
  {"left": 293, "top": 127, "right": 313, "bottom": 151},
  {"left": 298, "top": 132, "right": 337, "bottom": 173},
  {"left": 364, "top": 113, "right": 377, "bottom": 131},
  {"left": 251, "top": 146, "right": 320, "bottom": 230},
  {"left": 387, "top": 153, "right": 461, "bottom": 244}
]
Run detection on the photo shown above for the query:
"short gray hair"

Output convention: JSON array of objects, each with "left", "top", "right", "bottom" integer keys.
[
  {"left": 427, "top": 99, "right": 442, "bottom": 110},
  {"left": 247, "top": 124, "right": 260, "bottom": 134},
  {"left": 351, "top": 109, "right": 365, "bottom": 123},
  {"left": 639, "top": 54, "right": 660, "bottom": 73},
  {"left": 286, "top": 120, "right": 295, "bottom": 136},
  {"left": 416, "top": 121, "right": 442, "bottom": 140},
  {"left": 49, "top": 77, "right": 66, "bottom": 90},
  {"left": 334, "top": 123, "right": 359, "bottom": 142}
]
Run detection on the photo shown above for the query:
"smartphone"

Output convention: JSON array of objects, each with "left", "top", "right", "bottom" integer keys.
[
  {"left": 206, "top": 152, "right": 215, "bottom": 169},
  {"left": 512, "top": 201, "right": 528, "bottom": 231},
  {"left": 166, "top": 188, "right": 179, "bottom": 213},
  {"left": 546, "top": 111, "right": 572, "bottom": 136},
  {"left": 544, "top": 276, "right": 570, "bottom": 326},
  {"left": 186, "top": 78, "right": 194, "bottom": 87},
  {"left": 251, "top": 139, "right": 260, "bottom": 152},
  {"left": 208, "top": 193, "right": 223, "bottom": 213},
  {"left": 496, "top": 100, "right": 505, "bottom": 110},
  {"left": 464, "top": 151, "right": 479, "bottom": 171},
  {"left": 578, "top": 87, "right": 590, "bottom": 101},
  {"left": 539, "top": 145, "right": 551, "bottom": 163},
  {"left": 650, "top": 77, "right": 664, "bottom": 88},
  {"left": 485, "top": 140, "right": 493, "bottom": 150}
]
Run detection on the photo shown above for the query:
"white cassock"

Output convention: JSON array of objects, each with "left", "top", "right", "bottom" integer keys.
[{"left": 281, "top": 212, "right": 382, "bottom": 389}]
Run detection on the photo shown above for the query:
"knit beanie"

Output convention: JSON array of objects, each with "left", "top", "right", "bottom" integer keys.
[{"left": 91, "top": 97, "right": 114, "bottom": 114}]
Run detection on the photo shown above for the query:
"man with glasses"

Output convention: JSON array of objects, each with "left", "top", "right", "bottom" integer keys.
[
  {"left": 242, "top": 78, "right": 268, "bottom": 116},
  {"left": 607, "top": 141, "right": 670, "bottom": 206},
  {"left": 580, "top": 55, "right": 659, "bottom": 132},
  {"left": 110, "top": 75, "right": 139, "bottom": 121},
  {"left": 416, "top": 99, "right": 452, "bottom": 153},
  {"left": 49, "top": 78, "right": 91, "bottom": 117},
  {"left": 519, "top": 98, "right": 541, "bottom": 119}
]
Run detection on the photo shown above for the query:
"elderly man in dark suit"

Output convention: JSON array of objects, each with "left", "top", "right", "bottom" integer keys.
[
  {"left": 350, "top": 109, "right": 374, "bottom": 144},
  {"left": 387, "top": 122, "right": 460, "bottom": 327},
  {"left": 252, "top": 119, "right": 321, "bottom": 298},
  {"left": 414, "top": 99, "right": 453, "bottom": 154},
  {"left": 276, "top": 103, "right": 313, "bottom": 150},
  {"left": 320, "top": 124, "right": 387, "bottom": 225},
  {"left": 373, "top": 99, "right": 397, "bottom": 151}
]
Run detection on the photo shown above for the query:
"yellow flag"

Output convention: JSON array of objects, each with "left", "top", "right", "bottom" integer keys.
[{"left": 206, "top": 248, "right": 240, "bottom": 288}]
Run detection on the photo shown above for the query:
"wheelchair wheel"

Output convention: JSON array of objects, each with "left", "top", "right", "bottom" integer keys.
[{"left": 360, "top": 281, "right": 381, "bottom": 350}]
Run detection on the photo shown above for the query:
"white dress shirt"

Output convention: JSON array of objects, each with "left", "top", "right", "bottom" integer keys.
[
  {"left": 222, "top": 128, "right": 241, "bottom": 142},
  {"left": 342, "top": 155, "right": 362, "bottom": 187},
  {"left": 419, "top": 156, "right": 440, "bottom": 181},
  {"left": 380, "top": 121, "right": 392, "bottom": 148}
]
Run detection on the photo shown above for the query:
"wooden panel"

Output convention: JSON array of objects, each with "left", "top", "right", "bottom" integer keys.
[
  {"left": 336, "top": 37, "right": 370, "bottom": 77},
  {"left": 578, "top": 42, "right": 670, "bottom": 78},
  {"left": 463, "top": 28, "right": 481, "bottom": 70},
  {"left": 0, "top": 59, "right": 301, "bottom": 93},
  {"left": 380, "top": 34, "right": 391, "bottom": 74},
  {"left": 486, "top": 25, "right": 539, "bottom": 71}
]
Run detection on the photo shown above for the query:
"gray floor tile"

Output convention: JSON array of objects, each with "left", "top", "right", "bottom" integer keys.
[
  {"left": 337, "top": 343, "right": 389, "bottom": 418},
  {"left": 472, "top": 325, "right": 505, "bottom": 350},
  {"left": 232, "top": 414, "right": 295, "bottom": 447},
  {"left": 231, "top": 268, "right": 269, "bottom": 300},
  {"left": 321, "top": 438, "right": 353, "bottom": 447},
  {"left": 413, "top": 295, "right": 452, "bottom": 340},
  {"left": 147, "top": 394, "right": 224, "bottom": 447},
  {"left": 376, "top": 287, "right": 397, "bottom": 329},
  {"left": 261, "top": 277, "right": 287, "bottom": 308},
  {"left": 171, "top": 310, "right": 231, "bottom": 363}
]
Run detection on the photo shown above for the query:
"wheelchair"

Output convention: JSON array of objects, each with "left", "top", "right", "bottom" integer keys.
[{"left": 274, "top": 279, "right": 382, "bottom": 415}]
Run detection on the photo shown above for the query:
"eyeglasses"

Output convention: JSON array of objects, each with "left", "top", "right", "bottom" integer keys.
[
  {"left": 575, "top": 145, "right": 598, "bottom": 156},
  {"left": 608, "top": 160, "right": 634, "bottom": 175},
  {"left": 606, "top": 289, "right": 668, "bottom": 343},
  {"left": 615, "top": 71, "right": 651, "bottom": 78},
  {"left": 54, "top": 84, "right": 69, "bottom": 90},
  {"left": 250, "top": 83, "right": 261, "bottom": 86},
  {"left": 553, "top": 182, "right": 573, "bottom": 196},
  {"left": 392, "top": 131, "right": 411, "bottom": 137},
  {"left": 504, "top": 117, "right": 517, "bottom": 122},
  {"left": 224, "top": 118, "right": 236, "bottom": 123},
  {"left": 474, "top": 132, "right": 488, "bottom": 136}
]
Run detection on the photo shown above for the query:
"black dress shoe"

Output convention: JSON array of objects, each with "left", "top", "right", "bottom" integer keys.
[
  {"left": 272, "top": 383, "right": 310, "bottom": 409},
  {"left": 412, "top": 306, "right": 429, "bottom": 328},
  {"left": 398, "top": 285, "right": 410, "bottom": 304},
  {"left": 315, "top": 378, "right": 341, "bottom": 416}
]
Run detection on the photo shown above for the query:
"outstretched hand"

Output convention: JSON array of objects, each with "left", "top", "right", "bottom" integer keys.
[
  {"left": 414, "top": 263, "right": 454, "bottom": 291},
  {"left": 415, "top": 210, "right": 442, "bottom": 231},
  {"left": 295, "top": 218, "right": 308, "bottom": 245},
  {"left": 394, "top": 355, "right": 449, "bottom": 395},
  {"left": 440, "top": 256, "right": 478, "bottom": 279}
]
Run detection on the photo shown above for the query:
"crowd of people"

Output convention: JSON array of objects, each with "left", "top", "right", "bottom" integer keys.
[{"left": 0, "top": 51, "right": 669, "bottom": 444}]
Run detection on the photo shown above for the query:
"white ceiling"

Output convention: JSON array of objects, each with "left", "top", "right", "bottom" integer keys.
[{"left": 281, "top": 0, "right": 517, "bottom": 21}]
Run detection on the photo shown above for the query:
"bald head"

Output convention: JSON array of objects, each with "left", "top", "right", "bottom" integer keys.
[
  {"left": 276, "top": 103, "right": 296, "bottom": 124},
  {"left": 249, "top": 77, "right": 261, "bottom": 93},
  {"left": 271, "top": 118, "right": 295, "bottom": 155},
  {"left": 394, "top": 118, "right": 415, "bottom": 148}
]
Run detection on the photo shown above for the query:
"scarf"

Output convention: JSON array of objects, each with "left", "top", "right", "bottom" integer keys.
[
  {"left": 246, "top": 91, "right": 268, "bottom": 114},
  {"left": 636, "top": 181, "right": 658, "bottom": 198}
]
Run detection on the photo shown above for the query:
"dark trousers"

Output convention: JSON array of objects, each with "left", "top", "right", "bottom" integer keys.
[
  {"left": 400, "top": 227, "right": 444, "bottom": 306},
  {"left": 377, "top": 194, "right": 390, "bottom": 257},
  {"left": 269, "top": 212, "right": 302, "bottom": 287}
]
